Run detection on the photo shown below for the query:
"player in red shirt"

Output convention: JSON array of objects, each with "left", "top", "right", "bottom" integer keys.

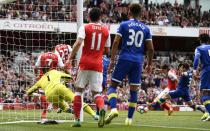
[
  {"left": 34, "top": 50, "right": 65, "bottom": 123},
  {"left": 54, "top": 44, "right": 72, "bottom": 74},
  {"left": 35, "top": 51, "right": 64, "bottom": 79},
  {"left": 152, "top": 64, "right": 178, "bottom": 115},
  {"left": 70, "top": 7, "right": 110, "bottom": 127}
]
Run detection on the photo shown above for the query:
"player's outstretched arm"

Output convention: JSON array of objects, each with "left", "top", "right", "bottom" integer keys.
[{"left": 26, "top": 84, "right": 39, "bottom": 95}]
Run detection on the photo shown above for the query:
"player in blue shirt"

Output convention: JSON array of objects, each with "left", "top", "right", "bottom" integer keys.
[
  {"left": 193, "top": 33, "right": 210, "bottom": 121},
  {"left": 102, "top": 55, "right": 110, "bottom": 89},
  {"left": 151, "top": 63, "right": 205, "bottom": 114},
  {"left": 105, "top": 4, "right": 154, "bottom": 126}
]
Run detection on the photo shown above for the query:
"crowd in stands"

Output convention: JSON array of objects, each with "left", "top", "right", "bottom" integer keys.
[
  {"left": 0, "top": 53, "right": 35, "bottom": 104},
  {"left": 0, "top": 0, "right": 209, "bottom": 27},
  {"left": 0, "top": 52, "right": 202, "bottom": 106}
]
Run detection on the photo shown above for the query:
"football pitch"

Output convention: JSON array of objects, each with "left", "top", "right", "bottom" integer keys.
[{"left": 0, "top": 110, "right": 210, "bottom": 131}]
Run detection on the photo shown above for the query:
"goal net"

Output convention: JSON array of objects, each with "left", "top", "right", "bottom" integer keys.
[{"left": 0, "top": 0, "right": 80, "bottom": 124}]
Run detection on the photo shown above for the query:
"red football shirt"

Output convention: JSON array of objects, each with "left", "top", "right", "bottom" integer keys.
[
  {"left": 55, "top": 44, "right": 72, "bottom": 63},
  {"left": 35, "top": 52, "right": 64, "bottom": 78},
  {"left": 168, "top": 69, "right": 178, "bottom": 90},
  {"left": 78, "top": 23, "right": 110, "bottom": 72}
]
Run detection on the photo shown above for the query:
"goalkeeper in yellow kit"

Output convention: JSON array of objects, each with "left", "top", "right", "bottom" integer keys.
[{"left": 27, "top": 70, "right": 98, "bottom": 120}]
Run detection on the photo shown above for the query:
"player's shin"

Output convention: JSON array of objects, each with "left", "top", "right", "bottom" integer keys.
[
  {"left": 73, "top": 92, "right": 82, "bottom": 121},
  {"left": 105, "top": 86, "right": 118, "bottom": 125},
  {"left": 107, "top": 86, "right": 117, "bottom": 110},
  {"left": 203, "top": 100, "right": 210, "bottom": 114},
  {"left": 94, "top": 94, "right": 106, "bottom": 127},
  {"left": 83, "top": 103, "right": 96, "bottom": 117},
  {"left": 162, "top": 102, "right": 172, "bottom": 111},
  {"left": 126, "top": 90, "right": 137, "bottom": 126},
  {"left": 94, "top": 94, "right": 105, "bottom": 110},
  {"left": 41, "top": 96, "right": 48, "bottom": 121},
  {"left": 128, "top": 90, "right": 137, "bottom": 119}
]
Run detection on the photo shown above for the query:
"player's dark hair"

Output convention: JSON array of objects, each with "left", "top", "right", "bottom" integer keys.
[
  {"left": 129, "top": 3, "right": 142, "bottom": 18},
  {"left": 162, "top": 64, "right": 169, "bottom": 70},
  {"left": 178, "top": 63, "right": 190, "bottom": 70},
  {"left": 89, "top": 7, "right": 101, "bottom": 22},
  {"left": 199, "top": 33, "right": 209, "bottom": 44}
]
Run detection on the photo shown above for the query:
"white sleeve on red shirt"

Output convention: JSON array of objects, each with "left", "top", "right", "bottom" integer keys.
[
  {"left": 67, "top": 45, "right": 72, "bottom": 53},
  {"left": 77, "top": 25, "right": 85, "bottom": 39},
  {"left": 35, "top": 55, "right": 41, "bottom": 67},
  {"left": 54, "top": 49, "right": 60, "bottom": 57},
  {"left": 105, "top": 32, "right": 111, "bottom": 47},
  {"left": 57, "top": 54, "right": 64, "bottom": 67}
]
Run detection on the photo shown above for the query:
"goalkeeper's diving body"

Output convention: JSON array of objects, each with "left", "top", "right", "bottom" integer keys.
[{"left": 27, "top": 70, "right": 98, "bottom": 120}]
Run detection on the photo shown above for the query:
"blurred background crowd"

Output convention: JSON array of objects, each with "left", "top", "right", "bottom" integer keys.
[{"left": 0, "top": 0, "right": 209, "bottom": 27}]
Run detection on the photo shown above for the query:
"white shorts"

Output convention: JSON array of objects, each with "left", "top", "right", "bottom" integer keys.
[{"left": 75, "top": 70, "right": 103, "bottom": 92}]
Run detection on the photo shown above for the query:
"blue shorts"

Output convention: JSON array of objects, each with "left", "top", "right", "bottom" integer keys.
[
  {"left": 200, "top": 71, "right": 210, "bottom": 90},
  {"left": 111, "top": 59, "right": 142, "bottom": 85},
  {"left": 201, "top": 95, "right": 210, "bottom": 103},
  {"left": 169, "top": 88, "right": 191, "bottom": 102},
  {"left": 102, "top": 75, "right": 107, "bottom": 88}
]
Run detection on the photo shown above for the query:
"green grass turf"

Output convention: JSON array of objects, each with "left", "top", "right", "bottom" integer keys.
[{"left": 0, "top": 110, "right": 210, "bottom": 131}]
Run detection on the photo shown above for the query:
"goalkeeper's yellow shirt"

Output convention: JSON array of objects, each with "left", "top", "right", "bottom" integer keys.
[{"left": 27, "top": 70, "right": 72, "bottom": 95}]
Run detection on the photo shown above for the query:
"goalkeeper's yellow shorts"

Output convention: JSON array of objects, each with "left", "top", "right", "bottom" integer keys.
[{"left": 46, "top": 84, "right": 75, "bottom": 110}]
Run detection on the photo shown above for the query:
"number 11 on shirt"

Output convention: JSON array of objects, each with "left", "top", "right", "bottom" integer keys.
[{"left": 91, "top": 32, "right": 102, "bottom": 51}]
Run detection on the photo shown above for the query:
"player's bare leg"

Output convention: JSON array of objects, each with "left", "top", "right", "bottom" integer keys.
[{"left": 162, "top": 102, "right": 173, "bottom": 116}]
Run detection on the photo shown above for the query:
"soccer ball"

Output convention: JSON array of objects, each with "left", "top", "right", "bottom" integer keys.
[{"left": 137, "top": 105, "right": 148, "bottom": 114}]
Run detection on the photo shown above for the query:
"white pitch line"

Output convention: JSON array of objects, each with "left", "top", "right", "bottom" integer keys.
[
  {"left": 0, "top": 120, "right": 73, "bottom": 125},
  {"left": 0, "top": 120, "right": 210, "bottom": 131},
  {"left": 0, "top": 120, "right": 39, "bottom": 125}
]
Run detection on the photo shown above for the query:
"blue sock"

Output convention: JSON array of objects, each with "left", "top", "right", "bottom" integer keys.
[
  {"left": 107, "top": 86, "right": 117, "bottom": 109},
  {"left": 151, "top": 102, "right": 160, "bottom": 109},
  {"left": 104, "top": 100, "right": 110, "bottom": 105},
  {"left": 152, "top": 98, "right": 165, "bottom": 110},
  {"left": 128, "top": 90, "right": 137, "bottom": 119},
  {"left": 159, "top": 98, "right": 166, "bottom": 103},
  {"left": 96, "top": 107, "right": 99, "bottom": 115},
  {"left": 205, "top": 104, "right": 210, "bottom": 114}
]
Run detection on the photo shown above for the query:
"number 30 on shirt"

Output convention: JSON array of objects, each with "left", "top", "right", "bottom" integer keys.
[{"left": 127, "top": 29, "right": 144, "bottom": 47}]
